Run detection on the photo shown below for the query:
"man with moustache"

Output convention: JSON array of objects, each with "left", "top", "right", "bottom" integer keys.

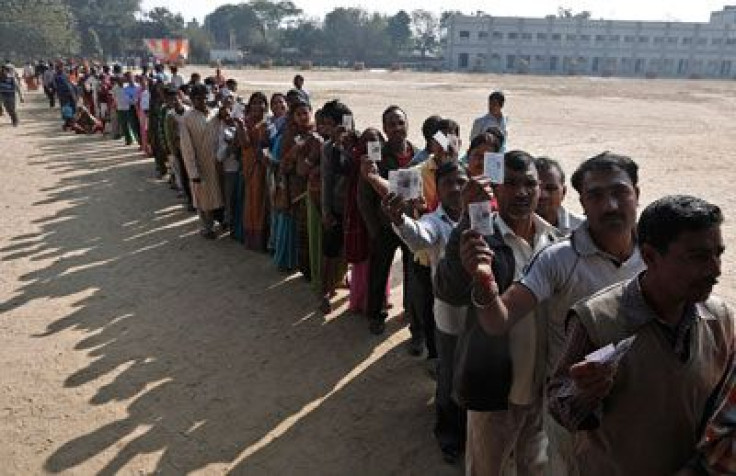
[
  {"left": 439, "top": 152, "right": 645, "bottom": 474},
  {"left": 359, "top": 105, "right": 416, "bottom": 335},
  {"left": 547, "top": 195, "right": 734, "bottom": 476},
  {"left": 436, "top": 150, "right": 560, "bottom": 475}
]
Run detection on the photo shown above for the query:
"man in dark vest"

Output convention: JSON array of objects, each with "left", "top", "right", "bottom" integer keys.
[{"left": 547, "top": 195, "right": 734, "bottom": 475}]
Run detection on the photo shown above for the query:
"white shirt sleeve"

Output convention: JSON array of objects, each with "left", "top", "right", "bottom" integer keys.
[
  {"left": 518, "top": 246, "right": 563, "bottom": 302},
  {"left": 393, "top": 214, "right": 439, "bottom": 253}
]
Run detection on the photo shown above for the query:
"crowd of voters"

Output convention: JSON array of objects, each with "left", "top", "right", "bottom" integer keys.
[{"left": 3, "top": 58, "right": 736, "bottom": 476}]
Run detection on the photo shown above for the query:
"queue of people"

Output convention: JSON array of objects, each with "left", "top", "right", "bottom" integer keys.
[{"left": 8, "top": 59, "right": 736, "bottom": 476}]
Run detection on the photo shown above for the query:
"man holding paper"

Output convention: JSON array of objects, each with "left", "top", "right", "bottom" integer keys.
[
  {"left": 435, "top": 150, "right": 559, "bottom": 475},
  {"left": 547, "top": 195, "right": 734, "bottom": 476},
  {"left": 440, "top": 152, "right": 644, "bottom": 474}
]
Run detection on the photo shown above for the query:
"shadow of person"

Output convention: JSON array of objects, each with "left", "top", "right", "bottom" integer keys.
[{"left": 2, "top": 94, "right": 452, "bottom": 474}]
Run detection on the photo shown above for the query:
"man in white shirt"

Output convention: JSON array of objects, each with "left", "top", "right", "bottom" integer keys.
[
  {"left": 469, "top": 91, "right": 507, "bottom": 148},
  {"left": 534, "top": 156, "right": 584, "bottom": 235},
  {"left": 383, "top": 162, "right": 468, "bottom": 464},
  {"left": 169, "top": 65, "right": 184, "bottom": 89},
  {"left": 460, "top": 152, "right": 644, "bottom": 475}
]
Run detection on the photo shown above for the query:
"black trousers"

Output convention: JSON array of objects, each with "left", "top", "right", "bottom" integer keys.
[
  {"left": 435, "top": 328, "right": 466, "bottom": 455},
  {"left": 366, "top": 225, "right": 413, "bottom": 323},
  {"left": 410, "top": 261, "right": 437, "bottom": 357},
  {"left": 174, "top": 152, "right": 193, "bottom": 206},
  {"left": 44, "top": 86, "right": 55, "bottom": 107}
]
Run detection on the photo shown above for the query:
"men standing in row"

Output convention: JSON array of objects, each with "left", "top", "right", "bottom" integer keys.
[
  {"left": 447, "top": 152, "right": 644, "bottom": 474},
  {"left": 548, "top": 195, "right": 733, "bottom": 475},
  {"left": 436, "top": 151, "right": 561, "bottom": 475}
]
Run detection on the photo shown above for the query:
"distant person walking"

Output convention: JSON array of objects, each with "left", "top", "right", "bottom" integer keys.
[{"left": 0, "top": 64, "right": 24, "bottom": 126}]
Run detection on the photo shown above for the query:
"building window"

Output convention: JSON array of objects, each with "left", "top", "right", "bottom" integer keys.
[
  {"left": 550, "top": 56, "right": 559, "bottom": 71},
  {"left": 479, "top": 31, "right": 489, "bottom": 39},
  {"left": 595, "top": 35, "right": 606, "bottom": 43},
  {"left": 508, "top": 32, "right": 518, "bottom": 40},
  {"left": 727, "top": 38, "right": 736, "bottom": 45},
  {"left": 459, "top": 31, "right": 470, "bottom": 39},
  {"left": 609, "top": 35, "right": 620, "bottom": 42},
  {"left": 521, "top": 33, "right": 533, "bottom": 41},
  {"left": 458, "top": 53, "right": 469, "bottom": 68},
  {"left": 592, "top": 57, "right": 600, "bottom": 72},
  {"left": 682, "top": 37, "right": 693, "bottom": 45},
  {"left": 492, "top": 31, "right": 503, "bottom": 39},
  {"left": 638, "top": 36, "right": 649, "bottom": 43},
  {"left": 551, "top": 33, "right": 562, "bottom": 41},
  {"left": 677, "top": 59, "right": 688, "bottom": 74},
  {"left": 667, "top": 37, "right": 678, "bottom": 44},
  {"left": 566, "top": 34, "right": 577, "bottom": 41},
  {"left": 624, "top": 35, "right": 635, "bottom": 43},
  {"left": 713, "top": 38, "right": 724, "bottom": 45},
  {"left": 721, "top": 60, "right": 732, "bottom": 76},
  {"left": 580, "top": 34, "right": 590, "bottom": 42},
  {"left": 537, "top": 33, "right": 547, "bottom": 41},
  {"left": 654, "top": 37, "right": 664, "bottom": 44},
  {"left": 507, "top": 55, "right": 517, "bottom": 69}
]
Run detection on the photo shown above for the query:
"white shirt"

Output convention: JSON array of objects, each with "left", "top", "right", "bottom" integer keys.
[
  {"left": 112, "top": 85, "right": 128, "bottom": 110},
  {"left": 519, "top": 221, "right": 645, "bottom": 375},
  {"left": 139, "top": 89, "right": 150, "bottom": 111},
  {"left": 393, "top": 205, "right": 467, "bottom": 335},
  {"left": 170, "top": 74, "right": 184, "bottom": 89},
  {"left": 556, "top": 205, "right": 585, "bottom": 236},
  {"left": 495, "top": 213, "right": 558, "bottom": 405},
  {"left": 470, "top": 113, "right": 508, "bottom": 147}
]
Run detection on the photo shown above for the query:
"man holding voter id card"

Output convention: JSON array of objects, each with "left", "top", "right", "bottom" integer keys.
[{"left": 435, "top": 150, "right": 560, "bottom": 475}]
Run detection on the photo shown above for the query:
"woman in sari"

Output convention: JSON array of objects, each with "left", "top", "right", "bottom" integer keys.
[
  {"left": 267, "top": 93, "right": 288, "bottom": 253},
  {"left": 274, "top": 99, "right": 318, "bottom": 278},
  {"left": 238, "top": 92, "right": 270, "bottom": 251},
  {"left": 347, "top": 128, "right": 388, "bottom": 314}
]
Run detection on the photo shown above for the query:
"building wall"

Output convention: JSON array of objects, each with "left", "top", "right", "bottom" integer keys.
[{"left": 445, "top": 8, "right": 736, "bottom": 78}]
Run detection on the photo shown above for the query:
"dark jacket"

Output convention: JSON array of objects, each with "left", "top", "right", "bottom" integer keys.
[
  {"left": 357, "top": 141, "right": 415, "bottom": 240},
  {"left": 435, "top": 214, "right": 516, "bottom": 412}
]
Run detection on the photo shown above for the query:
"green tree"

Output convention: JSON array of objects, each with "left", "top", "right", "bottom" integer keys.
[
  {"left": 65, "top": 0, "right": 141, "bottom": 56},
  {"left": 282, "top": 20, "right": 324, "bottom": 57},
  {"left": 134, "top": 7, "right": 185, "bottom": 39},
  {"left": 1, "top": 0, "right": 80, "bottom": 58},
  {"left": 386, "top": 10, "right": 411, "bottom": 55},
  {"left": 204, "top": 4, "right": 262, "bottom": 50},
  {"left": 411, "top": 9, "right": 440, "bottom": 62},
  {"left": 183, "top": 21, "right": 213, "bottom": 64}
]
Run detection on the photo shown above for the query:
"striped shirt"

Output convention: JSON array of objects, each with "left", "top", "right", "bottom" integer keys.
[{"left": 180, "top": 108, "right": 223, "bottom": 212}]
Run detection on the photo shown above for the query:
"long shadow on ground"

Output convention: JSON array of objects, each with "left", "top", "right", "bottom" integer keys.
[{"left": 1, "top": 95, "right": 458, "bottom": 474}]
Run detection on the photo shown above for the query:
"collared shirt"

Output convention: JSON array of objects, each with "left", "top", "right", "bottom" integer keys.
[
  {"left": 470, "top": 113, "right": 507, "bottom": 148},
  {"left": 496, "top": 213, "right": 558, "bottom": 405},
  {"left": 519, "top": 221, "right": 645, "bottom": 374},
  {"left": 410, "top": 148, "right": 431, "bottom": 166},
  {"left": 556, "top": 206, "right": 585, "bottom": 236},
  {"left": 393, "top": 205, "right": 466, "bottom": 335},
  {"left": 548, "top": 273, "right": 700, "bottom": 431},
  {"left": 123, "top": 84, "right": 139, "bottom": 109},
  {"left": 409, "top": 158, "right": 440, "bottom": 267},
  {"left": 170, "top": 74, "right": 184, "bottom": 88}
]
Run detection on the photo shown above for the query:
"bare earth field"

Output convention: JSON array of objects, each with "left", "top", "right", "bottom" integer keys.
[{"left": 1, "top": 69, "right": 736, "bottom": 475}]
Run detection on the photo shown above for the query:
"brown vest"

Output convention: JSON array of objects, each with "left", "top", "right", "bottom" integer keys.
[{"left": 572, "top": 279, "right": 734, "bottom": 476}]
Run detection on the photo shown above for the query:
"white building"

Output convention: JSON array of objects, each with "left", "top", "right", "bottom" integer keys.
[{"left": 445, "top": 6, "right": 736, "bottom": 78}]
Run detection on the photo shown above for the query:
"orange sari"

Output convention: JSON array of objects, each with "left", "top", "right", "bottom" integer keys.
[{"left": 242, "top": 120, "right": 270, "bottom": 251}]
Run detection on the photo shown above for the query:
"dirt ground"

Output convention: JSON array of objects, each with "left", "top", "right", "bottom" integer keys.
[{"left": 1, "top": 69, "right": 735, "bottom": 475}]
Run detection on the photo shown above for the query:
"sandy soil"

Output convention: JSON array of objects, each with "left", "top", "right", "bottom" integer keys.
[{"left": 1, "top": 69, "right": 736, "bottom": 475}]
